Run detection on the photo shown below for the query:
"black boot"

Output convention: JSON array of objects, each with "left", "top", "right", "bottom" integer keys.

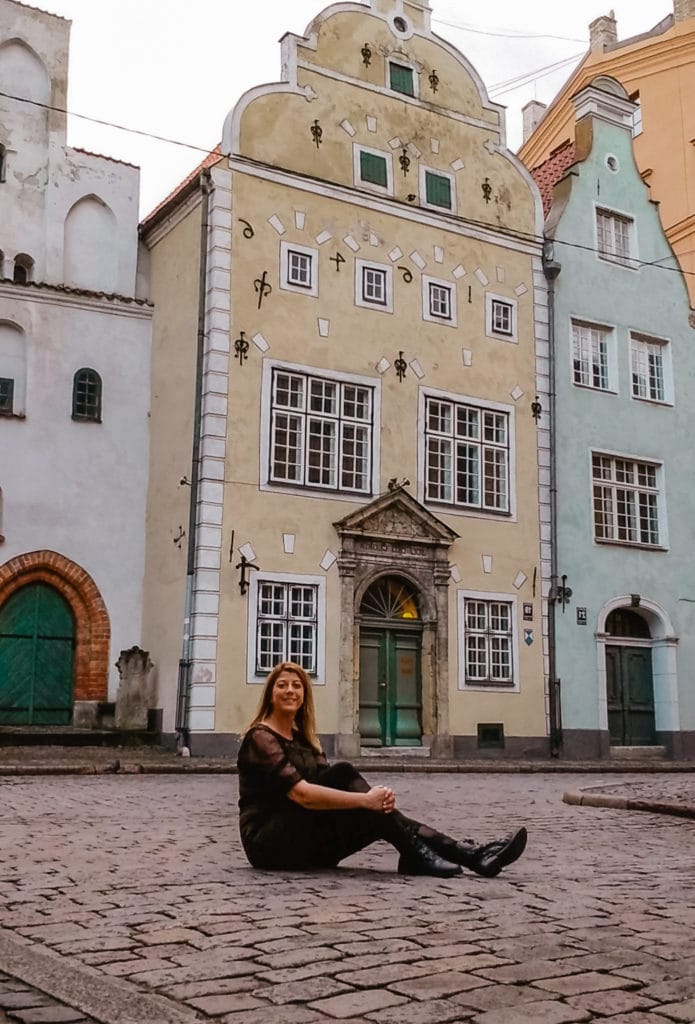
[
  {"left": 388, "top": 818, "right": 462, "bottom": 878},
  {"left": 424, "top": 827, "right": 527, "bottom": 878}
]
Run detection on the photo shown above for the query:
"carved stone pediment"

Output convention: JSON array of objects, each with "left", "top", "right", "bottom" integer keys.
[{"left": 334, "top": 487, "right": 458, "bottom": 547}]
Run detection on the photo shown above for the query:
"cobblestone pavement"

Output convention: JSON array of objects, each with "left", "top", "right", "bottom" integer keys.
[{"left": 1, "top": 772, "right": 694, "bottom": 1024}]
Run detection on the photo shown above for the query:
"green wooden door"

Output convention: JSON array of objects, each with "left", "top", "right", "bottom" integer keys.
[
  {"left": 359, "top": 627, "right": 422, "bottom": 747},
  {"left": 0, "top": 584, "right": 75, "bottom": 725},
  {"left": 606, "top": 645, "right": 656, "bottom": 746}
]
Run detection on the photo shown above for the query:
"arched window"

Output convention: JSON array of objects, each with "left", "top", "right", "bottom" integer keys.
[
  {"left": 606, "top": 608, "right": 651, "bottom": 639},
  {"left": 13, "top": 254, "right": 34, "bottom": 285},
  {"left": 360, "top": 576, "right": 420, "bottom": 620},
  {"left": 72, "top": 368, "right": 102, "bottom": 422}
]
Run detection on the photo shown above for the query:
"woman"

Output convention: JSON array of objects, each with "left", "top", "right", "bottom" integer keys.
[{"left": 237, "top": 661, "right": 527, "bottom": 878}]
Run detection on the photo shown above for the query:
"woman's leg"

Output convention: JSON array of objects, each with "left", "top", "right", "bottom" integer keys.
[{"left": 318, "top": 763, "right": 526, "bottom": 877}]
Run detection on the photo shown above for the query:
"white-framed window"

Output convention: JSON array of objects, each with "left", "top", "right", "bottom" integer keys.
[
  {"left": 422, "top": 275, "right": 457, "bottom": 327},
  {"left": 422, "top": 390, "right": 512, "bottom": 516},
  {"left": 571, "top": 320, "right": 615, "bottom": 391},
  {"left": 355, "top": 259, "right": 393, "bottom": 313},
  {"left": 596, "top": 207, "right": 636, "bottom": 268},
  {"left": 419, "top": 165, "right": 455, "bottom": 211},
  {"left": 280, "top": 240, "right": 318, "bottom": 297},
  {"left": 388, "top": 59, "right": 417, "bottom": 98},
  {"left": 485, "top": 293, "right": 518, "bottom": 343},
  {"left": 592, "top": 452, "right": 664, "bottom": 548},
  {"left": 631, "top": 332, "right": 671, "bottom": 404},
  {"left": 458, "top": 590, "right": 518, "bottom": 690},
  {"left": 353, "top": 144, "right": 393, "bottom": 196},
  {"left": 246, "top": 571, "right": 326, "bottom": 683},
  {"left": 261, "top": 360, "right": 379, "bottom": 498}
]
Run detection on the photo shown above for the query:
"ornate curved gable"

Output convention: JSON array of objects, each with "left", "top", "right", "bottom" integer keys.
[{"left": 334, "top": 486, "right": 458, "bottom": 547}]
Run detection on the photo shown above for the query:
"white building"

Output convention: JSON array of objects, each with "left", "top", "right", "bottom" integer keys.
[{"left": 0, "top": 0, "right": 152, "bottom": 726}]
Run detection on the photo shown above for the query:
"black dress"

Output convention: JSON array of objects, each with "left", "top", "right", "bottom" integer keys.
[{"left": 237, "top": 724, "right": 456, "bottom": 871}]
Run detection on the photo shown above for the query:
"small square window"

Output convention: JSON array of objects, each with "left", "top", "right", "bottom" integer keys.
[
  {"left": 0, "top": 377, "right": 14, "bottom": 415},
  {"left": 425, "top": 171, "right": 452, "bottom": 209},
  {"left": 355, "top": 260, "right": 392, "bottom": 313},
  {"left": 491, "top": 300, "right": 513, "bottom": 336},
  {"left": 423, "top": 276, "right": 457, "bottom": 327},
  {"left": 362, "top": 266, "right": 387, "bottom": 306},
  {"left": 287, "top": 249, "right": 312, "bottom": 288},
  {"left": 429, "top": 283, "right": 451, "bottom": 319},
  {"left": 360, "top": 150, "right": 388, "bottom": 188},
  {"left": 485, "top": 293, "right": 518, "bottom": 343},
  {"left": 280, "top": 241, "right": 318, "bottom": 297},
  {"left": 389, "top": 62, "right": 415, "bottom": 96}
]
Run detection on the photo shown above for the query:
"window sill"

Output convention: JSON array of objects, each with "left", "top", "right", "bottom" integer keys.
[
  {"left": 594, "top": 538, "right": 667, "bottom": 552},
  {"left": 0, "top": 411, "right": 25, "bottom": 420},
  {"left": 630, "top": 395, "right": 673, "bottom": 408}
]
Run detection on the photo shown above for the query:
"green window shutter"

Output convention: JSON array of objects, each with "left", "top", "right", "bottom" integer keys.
[
  {"left": 360, "top": 151, "right": 388, "bottom": 188},
  {"left": 425, "top": 172, "right": 452, "bottom": 209},
  {"left": 389, "top": 62, "right": 415, "bottom": 96}
]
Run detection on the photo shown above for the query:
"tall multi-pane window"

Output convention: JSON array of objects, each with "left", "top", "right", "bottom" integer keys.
[
  {"left": 72, "top": 368, "right": 102, "bottom": 421},
  {"left": 270, "top": 369, "right": 373, "bottom": 495},
  {"left": 425, "top": 397, "right": 510, "bottom": 514},
  {"left": 592, "top": 453, "right": 660, "bottom": 547},
  {"left": 631, "top": 334, "right": 666, "bottom": 402},
  {"left": 464, "top": 599, "right": 514, "bottom": 686},
  {"left": 256, "top": 581, "right": 318, "bottom": 674},
  {"left": 596, "top": 208, "right": 634, "bottom": 266},
  {"left": 572, "top": 321, "right": 610, "bottom": 390}
]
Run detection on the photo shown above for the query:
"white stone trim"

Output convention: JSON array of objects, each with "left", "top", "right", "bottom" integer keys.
[
  {"left": 186, "top": 166, "right": 232, "bottom": 728},
  {"left": 419, "top": 164, "right": 457, "bottom": 214},
  {"left": 279, "top": 239, "right": 319, "bottom": 297},
  {"left": 355, "top": 258, "right": 393, "bottom": 314},
  {"left": 485, "top": 292, "right": 518, "bottom": 344},
  {"left": 422, "top": 274, "right": 457, "bottom": 327},
  {"left": 352, "top": 143, "right": 394, "bottom": 197},
  {"left": 456, "top": 588, "right": 521, "bottom": 693}
]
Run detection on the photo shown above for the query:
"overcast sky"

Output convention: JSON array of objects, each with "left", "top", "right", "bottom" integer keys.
[{"left": 33, "top": 0, "right": 669, "bottom": 215}]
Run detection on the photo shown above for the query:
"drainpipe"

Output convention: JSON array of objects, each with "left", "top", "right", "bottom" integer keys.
[
  {"left": 543, "top": 242, "right": 562, "bottom": 757},
  {"left": 176, "top": 168, "right": 213, "bottom": 752}
]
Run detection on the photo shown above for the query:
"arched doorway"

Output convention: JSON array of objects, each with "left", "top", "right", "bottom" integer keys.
[
  {"left": 358, "top": 576, "right": 423, "bottom": 747},
  {"left": 606, "top": 608, "right": 656, "bottom": 746},
  {"left": 0, "top": 583, "right": 75, "bottom": 725}
]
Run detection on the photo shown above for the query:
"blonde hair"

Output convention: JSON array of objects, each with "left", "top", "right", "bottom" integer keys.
[{"left": 246, "top": 662, "right": 322, "bottom": 753}]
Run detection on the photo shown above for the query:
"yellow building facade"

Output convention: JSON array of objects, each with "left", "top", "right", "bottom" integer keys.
[
  {"left": 142, "top": 0, "right": 550, "bottom": 759},
  {"left": 519, "top": 2, "right": 695, "bottom": 303}
]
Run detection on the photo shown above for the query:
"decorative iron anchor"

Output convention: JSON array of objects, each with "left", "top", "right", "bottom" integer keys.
[
  {"left": 254, "top": 271, "right": 272, "bottom": 310},
  {"left": 236, "top": 554, "right": 260, "bottom": 596}
]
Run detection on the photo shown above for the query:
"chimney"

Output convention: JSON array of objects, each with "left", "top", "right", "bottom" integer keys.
[
  {"left": 522, "top": 100, "right": 548, "bottom": 142},
  {"left": 589, "top": 11, "right": 618, "bottom": 51},
  {"left": 674, "top": 0, "right": 695, "bottom": 21}
]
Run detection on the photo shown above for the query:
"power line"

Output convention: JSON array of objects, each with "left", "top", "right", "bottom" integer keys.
[
  {"left": 489, "top": 53, "right": 584, "bottom": 95},
  {"left": 433, "top": 15, "right": 586, "bottom": 44},
  {"left": 2, "top": 88, "right": 694, "bottom": 280}
]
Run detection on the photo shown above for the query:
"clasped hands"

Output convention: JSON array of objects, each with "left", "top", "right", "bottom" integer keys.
[{"left": 365, "top": 785, "right": 396, "bottom": 814}]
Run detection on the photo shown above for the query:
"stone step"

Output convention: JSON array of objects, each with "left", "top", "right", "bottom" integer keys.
[
  {"left": 610, "top": 745, "right": 667, "bottom": 760},
  {"left": 0, "top": 727, "right": 160, "bottom": 748},
  {"left": 360, "top": 745, "right": 431, "bottom": 758}
]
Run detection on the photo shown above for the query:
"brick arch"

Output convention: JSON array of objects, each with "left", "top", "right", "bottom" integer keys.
[{"left": 0, "top": 550, "right": 109, "bottom": 702}]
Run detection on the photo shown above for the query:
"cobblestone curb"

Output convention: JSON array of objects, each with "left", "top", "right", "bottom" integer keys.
[
  {"left": 563, "top": 786, "right": 695, "bottom": 819},
  {"left": 0, "top": 934, "right": 200, "bottom": 1024}
]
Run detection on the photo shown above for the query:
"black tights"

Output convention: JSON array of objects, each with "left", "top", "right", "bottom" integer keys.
[{"left": 280, "top": 761, "right": 461, "bottom": 869}]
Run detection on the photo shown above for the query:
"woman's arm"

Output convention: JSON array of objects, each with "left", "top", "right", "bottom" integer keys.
[{"left": 288, "top": 780, "right": 395, "bottom": 813}]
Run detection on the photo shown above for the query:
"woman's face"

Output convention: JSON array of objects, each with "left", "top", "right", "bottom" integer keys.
[{"left": 270, "top": 670, "right": 305, "bottom": 715}]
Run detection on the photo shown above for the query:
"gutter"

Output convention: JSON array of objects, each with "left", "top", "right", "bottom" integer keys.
[
  {"left": 543, "top": 242, "right": 562, "bottom": 757},
  {"left": 176, "top": 167, "right": 213, "bottom": 752}
]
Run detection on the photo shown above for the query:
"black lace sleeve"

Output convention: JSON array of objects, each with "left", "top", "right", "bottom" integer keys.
[{"left": 238, "top": 726, "right": 302, "bottom": 797}]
